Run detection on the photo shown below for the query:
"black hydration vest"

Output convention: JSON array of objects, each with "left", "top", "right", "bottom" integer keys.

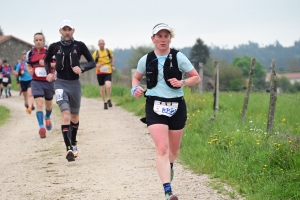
[
  {"left": 55, "top": 42, "right": 80, "bottom": 71},
  {"left": 145, "top": 48, "right": 182, "bottom": 89}
]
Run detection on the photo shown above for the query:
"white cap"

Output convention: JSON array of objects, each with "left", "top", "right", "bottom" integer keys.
[
  {"left": 60, "top": 19, "right": 74, "bottom": 29},
  {"left": 152, "top": 23, "right": 170, "bottom": 35}
]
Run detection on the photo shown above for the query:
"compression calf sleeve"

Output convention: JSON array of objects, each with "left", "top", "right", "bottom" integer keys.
[
  {"left": 36, "top": 111, "right": 44, "bottom": 128},
  {"left": 62, "top": 125, "right": 72, "bottom": 151},
  {"left": 70, "top": 121, "right": 79, "bottom": 145}
]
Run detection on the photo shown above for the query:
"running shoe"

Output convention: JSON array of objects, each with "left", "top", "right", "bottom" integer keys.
[
  {"left": 165, "top": 191, "right": 178, "bottom": 200},
  {"left": 171, "top": 168, "right": 174, "bottom": 182},
  {"left": 72, "top": 145, "right": 78, "bottom": 158},
  {"left": 39, "top": 127, "right": 46, "bottom": 138},
  {"left": 26, "top": 107, "right": 32, "bottom": 114},
  {"left": 66, "top": 150, "right": 75, "bottom": 162},
  {"left": 104, "top": 102, "right": 108, "bottom": 110},
  {"left": 45, "top": 118, "right": 52, "bottom": 131},
  {"left": 107, "top": 99, "right": 113, "bottom": 107}
]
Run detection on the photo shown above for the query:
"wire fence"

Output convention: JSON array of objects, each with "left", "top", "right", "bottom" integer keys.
[{"left": 200, "top": 58, "right": 300, "bottom": 132}]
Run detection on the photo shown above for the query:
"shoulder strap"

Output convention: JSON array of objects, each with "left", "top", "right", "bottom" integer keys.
[
  {"left": 106, "top": 48, "right": 111, "bottom": 59},
  {"left": 146, "top": 50, "right": 157, "bottom": 68}
]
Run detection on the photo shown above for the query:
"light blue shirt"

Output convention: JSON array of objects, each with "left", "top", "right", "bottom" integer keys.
[
  {"left": 137, "top": 51, "right": 194, "bottom": 98},
  {"left": 15, "top": 61, "right": 32, "bottom": 81}
]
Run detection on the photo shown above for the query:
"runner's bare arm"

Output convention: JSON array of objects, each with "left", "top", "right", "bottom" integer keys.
[{"left": 26, "top": 64, "right": 34, "bottom": 76}]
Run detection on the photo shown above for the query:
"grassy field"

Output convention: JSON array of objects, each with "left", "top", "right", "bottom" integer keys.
[
  {"left": 82, "top": 84, "right": 300, "bottom": 199},
  {"left": 0, "top": 105, "right": 10, "bottom": 126}
]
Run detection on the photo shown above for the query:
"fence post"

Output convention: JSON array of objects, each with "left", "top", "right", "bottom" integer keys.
[
  {"left": 241, "top": 58, "right": 256, "bottom": 119},
  {"left": 267, "top": 59, "right": 277, "bottom": 132},
  {"left": 213, "top": 62, "right": 219, "bottom": 116},
  {"left": 199, "top": 62, "right": 203, "bottom": 95}
]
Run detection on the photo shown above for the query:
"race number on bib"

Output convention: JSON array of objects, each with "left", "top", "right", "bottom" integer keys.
[
  {"left": 55, "top": 89, "right": 64, "bottom": 101},
  {"left": 35, "top": 67, "right": 47, "bottom": 77},
  {"left": 100, "top": 65, "right": 109, "bottom": 73},
  {"left": 2, "top": 77, "right": 9, "bottom": 83},
  {"left": 153, "top": 100, "right": 178, "bottom": 117}
]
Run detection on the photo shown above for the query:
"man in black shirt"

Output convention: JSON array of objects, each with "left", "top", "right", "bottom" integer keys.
[{"left": 45, "top": 19, "right": 96, "bottom": 162}]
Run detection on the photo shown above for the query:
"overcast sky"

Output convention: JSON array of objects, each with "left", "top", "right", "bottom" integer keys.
[{"left": 1, "top": 0, "right": 299, "bottom": 50}]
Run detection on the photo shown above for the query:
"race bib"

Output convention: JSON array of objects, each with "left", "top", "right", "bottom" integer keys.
[
  {"left": 153, "top": 100, "right": 178, "bottom": 117},
  {"left": 100, "top": 65, "right": 109, "bottom": 72},
  {"left": 0, "top": 73, "right": 2, "bottom": 79},
  {"left": 35, "top": 67, "right": 47, "bottom": 77},
  {"left": 55, "top": 89, "right": 64, "bottom": 101},
  {"left": 2, "top": 77, "right": 9, "bottom": 83}
]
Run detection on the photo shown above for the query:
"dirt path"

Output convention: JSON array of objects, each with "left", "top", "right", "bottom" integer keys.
[{"left": 0, "top": 91, "right": 238, "bottom": 200}]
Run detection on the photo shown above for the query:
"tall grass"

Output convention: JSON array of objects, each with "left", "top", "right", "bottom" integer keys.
[
  {"left": 0, "top": 106, "right": 10, "bottom": 126},
  {"left": 82, "top": 85, "right": 300, "bottom": 199}
]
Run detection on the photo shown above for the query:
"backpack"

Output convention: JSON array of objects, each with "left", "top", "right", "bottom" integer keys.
[{"left": 95, "top": 48, "right": 111, "bottom": 63}]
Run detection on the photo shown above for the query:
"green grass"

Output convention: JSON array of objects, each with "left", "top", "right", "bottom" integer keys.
[
  {"left": 82, "top": 84, "right": 300, "bottom": 199},
  {"left": 0, "top": 106, "right": 10, "bottom": 126}
]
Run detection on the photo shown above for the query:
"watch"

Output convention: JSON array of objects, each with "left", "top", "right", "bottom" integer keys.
[{"left": 181, "top": 80, "right": 186, "bottom": 87}]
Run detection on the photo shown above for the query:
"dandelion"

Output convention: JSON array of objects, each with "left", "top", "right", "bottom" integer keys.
[
  {"left": 257, "top": 142, "right": 260, "bottom": 145},
  {"left": 289, "top": 140, "right": 292, "bottom": 143},
  {"left": 280, "top": 168, "right": 283, "bottom": 171},
  {"left": 192, "top": 113, "right": 195, "bottom": 117},
  {"left": 282, "top": 118, "right": 286, "bottom": 122},
  {"left": 197, "top": 110, "right": 200, "bottom": 113},
  {"left": 264, "top": 164, "right": 267, "bottom": 167},
  {"left": 218, "top": 130, "right": 222, "bottom": 133},
  {"left": 249, "top": 121, "right": 253, "bottom": 123},
  {"left": 276, "top": 148, "right": 280, "bottom": 151},
  {"left": 208, "top": 142, "right": 211, "bottom": 145}
]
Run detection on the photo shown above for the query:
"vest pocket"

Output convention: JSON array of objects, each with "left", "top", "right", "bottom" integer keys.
[{"left": 146, "top": 65, "right": 158, "bottom": 89}]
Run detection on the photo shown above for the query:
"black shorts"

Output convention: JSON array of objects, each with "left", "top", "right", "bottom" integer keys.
[
  {"left": 2, "top": 76, "right": 11, "bottom": 87},
  {"left": 97, "top": 74, "right": 112, "bottom": 86},
  {"left": 0, "top": 79, "right": 2, "bottom": 84},
  {"left": 145, "top": 96, "right": 187, "bottom": 130},
  {"left": 20, "top": 80, "right": 31, "bottom": 92}
]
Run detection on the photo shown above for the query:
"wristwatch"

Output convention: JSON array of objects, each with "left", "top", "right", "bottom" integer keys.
[{"left": 181, "top": 80, "right": 186, "bottom": 87}]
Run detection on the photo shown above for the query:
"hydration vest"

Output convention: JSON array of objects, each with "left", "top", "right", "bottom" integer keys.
[
  {"left": 54, "top": 41, "right": 80, "bottom": 71},
  {"left": 95, "top": 48, "right": 111, "bottom": 63},
  {"left": 145, "top": 48, "right": 182, "bottom": 89},
  {"left": 27, "top": 47, "right": 49, "bottom": 81},
  {"left": 2, "top": 65, "right": 12, "bottom": 77}
]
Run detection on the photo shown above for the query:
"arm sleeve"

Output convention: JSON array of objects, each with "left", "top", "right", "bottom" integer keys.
[
  {"left": 80, "top": 42, "right": 96, "bottom": 73},
  {"left": 44, "top": 44, "right": 55, "bottom": 74}
]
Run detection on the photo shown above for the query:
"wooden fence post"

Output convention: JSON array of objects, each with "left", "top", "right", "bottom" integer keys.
[
  {"left": 241, "top": 58, "right": 256, "bottom": 119},
  {"left": 213, "top": 62, "right": 219, "bottom": 115},
  {"left": 267, "top": 59, "right": 277, "bottom": 132},
  {"left": 199, "top": 62, "right": 203, "bottom": 95}
]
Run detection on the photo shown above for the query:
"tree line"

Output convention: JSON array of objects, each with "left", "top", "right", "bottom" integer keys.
[{"left": 112, "top": 38, "right": 300, "bottom": 93}]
